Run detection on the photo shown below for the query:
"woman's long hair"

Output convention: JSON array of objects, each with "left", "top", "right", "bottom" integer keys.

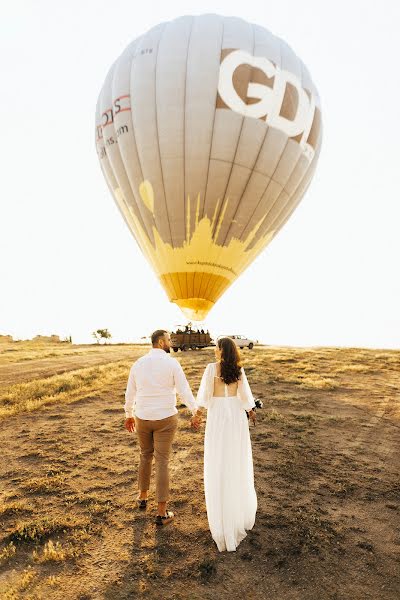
[{"left": 218, "top": 337, "right": 242, "bottom": 384}]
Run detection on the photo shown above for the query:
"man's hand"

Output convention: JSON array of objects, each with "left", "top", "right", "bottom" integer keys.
[
  {"left": 125, "top": 417, "right": 135, "bottom": 433},
  {"left": 191, "top": 411, "right": 203, "bottom": 430}
]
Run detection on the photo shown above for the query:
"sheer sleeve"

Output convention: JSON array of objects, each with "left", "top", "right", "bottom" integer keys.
[
  {"left": 237, "top": 367, "right": 256, "bottom": 410},
  {"left": 196, "top": 363, "right": 214, "bottom": 408}
]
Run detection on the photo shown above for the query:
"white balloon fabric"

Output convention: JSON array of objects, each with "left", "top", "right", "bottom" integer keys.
[{"left": 96, "top": 14, "right": 322, "bottom": 321}]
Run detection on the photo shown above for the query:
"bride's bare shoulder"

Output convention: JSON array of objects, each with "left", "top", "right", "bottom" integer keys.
[{"left": 211, "top": 362, "right": 221, "bottom": 376}]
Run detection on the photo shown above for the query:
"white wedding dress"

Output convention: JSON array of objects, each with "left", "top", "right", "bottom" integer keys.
[{"left": 196, "top": 362, "right": 257, "bottom": 552}]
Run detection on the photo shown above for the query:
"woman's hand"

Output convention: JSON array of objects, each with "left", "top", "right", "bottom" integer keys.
[{"left": 247, "top": 409, "right": 256, "bottom": 426}]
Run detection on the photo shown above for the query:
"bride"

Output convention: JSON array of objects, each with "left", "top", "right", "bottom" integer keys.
[{"left": 195, "top": 337, "right": 258, "bottom": 552}]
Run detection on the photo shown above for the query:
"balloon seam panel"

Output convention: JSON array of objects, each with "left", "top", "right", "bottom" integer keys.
[
  {"left": 267, "top": 138, "right": 322, "bottom": 237},
  {"left": 200, "top": 18, "right": 225, "bottom": 221},
  {"left": 254, "top": 146, "right": 317, "bottom": 245},
  {"left": 219, "top": 123, "right": 271, "bottom": 247},
  {"left": 266, "top": 140, "right": 321, "bottom": 239},
  {"left": 201, "top": 22, "right": 256, "bottom": 303},
  {"left": 239, "top": 137, "right": 289, "bottom": 241},
  {"left": 130, "top": 26, "right": 178, "bottom": 301},
  {"left": 183, "top": 17, "right": 195, "bottom": 309},
  {"left": 154, "top": 22, "right": 182, "bottom": 301},
  {"left": 195, "top": 17, "right": 226, "bottom": 302},
  {"left": 124, "top": 41, "right": 158, "bottom": 246},
  {"left": 210, "top": 22, "right": 256, "bottom": 244}
]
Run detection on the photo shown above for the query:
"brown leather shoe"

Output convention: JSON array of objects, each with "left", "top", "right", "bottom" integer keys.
[{"left": 155, "top": 511, "right": 174, "bottom": 526}]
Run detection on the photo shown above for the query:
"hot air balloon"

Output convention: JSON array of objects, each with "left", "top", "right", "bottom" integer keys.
[{"left": 95, "top": 14, "right": 322, "bottom": 321}]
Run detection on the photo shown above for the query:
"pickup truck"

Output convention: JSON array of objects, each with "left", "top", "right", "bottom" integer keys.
[{"left": 217, "top": 335, "right": 257, "bottom": 350}]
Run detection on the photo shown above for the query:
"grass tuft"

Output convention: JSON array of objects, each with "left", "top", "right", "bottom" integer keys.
[
  {"left": 0, "top": 500, "right": 30, "bottom": 518},
  {"left": 6, "top": 515, "right": 89, "bottom": 545},
  {"left": 0, "top": 542, "right": 16, "bottom": 563},
  {"left": 32, "top": 539, "right": 79, "bottom": 563},
  {"left": 1, "top": 567, "right": 37, "bottom": 598},
  {"left": 21, "top": 473, "right": 66, "bottom": 494}
]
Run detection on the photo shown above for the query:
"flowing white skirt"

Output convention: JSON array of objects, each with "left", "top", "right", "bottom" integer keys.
[{"left": 203, "top": 395, "right": 257, "bottom": 552}]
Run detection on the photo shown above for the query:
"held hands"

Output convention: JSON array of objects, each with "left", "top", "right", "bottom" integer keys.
[
  {"left": 191, "top": 410, "right": 203, "bottom": 431},
  {"left": 125, "top": 417, "right": 135, "bottom": 433},
  {"left": 125, "top": 414, "right": 202, "bottom": 433}
]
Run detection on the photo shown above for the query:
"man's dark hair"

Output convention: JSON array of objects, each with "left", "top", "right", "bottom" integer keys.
[{"left": 151, "top": 329, "right": 168, "bottom": 346}]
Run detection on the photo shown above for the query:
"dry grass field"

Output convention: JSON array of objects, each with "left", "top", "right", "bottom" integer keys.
[{"left": 0, "top": 340, "right": 399, "bottom": 600}]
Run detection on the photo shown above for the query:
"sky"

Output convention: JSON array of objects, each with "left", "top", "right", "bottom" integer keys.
[{"left": 1, "top": 0, "right": 399, "bottom": 348}]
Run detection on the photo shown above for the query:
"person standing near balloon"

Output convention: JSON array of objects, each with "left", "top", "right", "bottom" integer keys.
[
  {"left": 195, "top": 336, "right": 258, "bottom": 551},
  {"left": 124, "top": 330, "right": 202, "bottom": 525}
]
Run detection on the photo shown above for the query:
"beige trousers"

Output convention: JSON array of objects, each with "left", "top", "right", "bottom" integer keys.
[{"left": 134, "top": 413, "right": 179, "bottom": 502}]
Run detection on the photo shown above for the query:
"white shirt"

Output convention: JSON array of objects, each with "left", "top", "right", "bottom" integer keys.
[{"left": 124, "top": 348, "right": 198, "bottom": 420}]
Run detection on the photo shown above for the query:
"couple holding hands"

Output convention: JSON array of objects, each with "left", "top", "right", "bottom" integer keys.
[{"left": 124, "top": 329, "right": 257, "bottom": 552}]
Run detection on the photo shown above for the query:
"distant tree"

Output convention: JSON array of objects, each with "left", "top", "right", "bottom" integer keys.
[{"left": 92, "top": 329, "right": 112, "bottom": 344}]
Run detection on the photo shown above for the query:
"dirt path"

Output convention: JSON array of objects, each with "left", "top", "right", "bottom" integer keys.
[
  {"left": 0, "top": 347, "right": 399, "bottom": 599},
  {"left": 0, "top": 346, "right": 144, "bottom": 389}
]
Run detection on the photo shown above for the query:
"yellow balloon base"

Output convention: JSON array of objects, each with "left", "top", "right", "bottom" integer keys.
[
  {"left": 174, "top": 298, "right": 215, "bottom": 322},
  {"left": 160, "top": 271, "right": 231, "bottom": 321}
]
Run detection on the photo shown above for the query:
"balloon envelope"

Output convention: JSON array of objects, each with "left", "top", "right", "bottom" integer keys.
[{"left": 96, "top": 14, "right": 322, "bottom": 321}]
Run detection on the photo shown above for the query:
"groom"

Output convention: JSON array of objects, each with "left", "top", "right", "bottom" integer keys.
[{"left": 124, "top": 330, "right": 202, "bottom": 526}]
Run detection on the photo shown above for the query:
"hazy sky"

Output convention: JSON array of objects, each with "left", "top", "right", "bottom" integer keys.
[{"left": 1, "top": 0, "right": 399, "bottom": 348}]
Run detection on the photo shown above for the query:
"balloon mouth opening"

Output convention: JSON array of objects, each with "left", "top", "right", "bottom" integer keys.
[
  {"left": 174, "top": 298, "right": 215, "bottom": 322},
  {"left": 160, "top": 271, "right": 231, "bottom": 321}
]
